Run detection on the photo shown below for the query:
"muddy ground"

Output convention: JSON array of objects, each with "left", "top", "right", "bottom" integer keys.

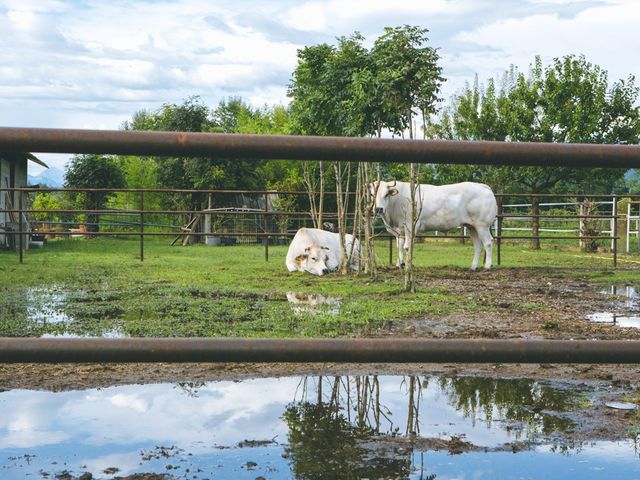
[{"left": 2, "top": 267, "right": 640, "bottom": 453}]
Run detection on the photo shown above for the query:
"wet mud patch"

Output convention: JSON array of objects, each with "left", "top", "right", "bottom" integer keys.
[{"left": 378, "top": 267, "right": 640, "bottom": 341}]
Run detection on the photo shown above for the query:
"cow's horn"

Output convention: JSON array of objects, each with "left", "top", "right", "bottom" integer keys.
[{"left": 390, "top": 180, "right": 397, "bottom": 187}]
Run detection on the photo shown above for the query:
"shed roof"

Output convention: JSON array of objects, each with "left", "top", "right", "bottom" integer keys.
[
  {"left": 0, "top": 152, "right": 48, "bottom": 168},
  {"left": 25, "top": 153, "right": 48, "bottom": 169}
]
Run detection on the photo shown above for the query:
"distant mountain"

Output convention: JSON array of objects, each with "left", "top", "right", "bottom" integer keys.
[{"left": 28, "top": 167, "right": 65, "bottom": 187}]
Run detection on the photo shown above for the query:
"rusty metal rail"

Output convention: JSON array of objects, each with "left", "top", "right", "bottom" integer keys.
[
  {"left": 1, "top": 338, "right": 639, "bottom": 364},
  {"left": 2, "top": 127, "right": 640, "bottom": 167}
]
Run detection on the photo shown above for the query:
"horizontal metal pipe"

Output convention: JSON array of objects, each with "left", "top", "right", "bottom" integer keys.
[
  {"left": 0, "top": 338, "right": 639, "bottom": 364},
  {"left": 2, "top": 127, "right": 640, "bottom": 168}
]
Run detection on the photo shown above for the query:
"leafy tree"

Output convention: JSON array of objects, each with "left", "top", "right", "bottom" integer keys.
[
  {"left": 124, "top": 96, "right": 271, "bottom": 211},
  {"left": 433, "top": 55, "right": 639, "bottom": 193},
  {"left": 64, "top": 154, "right": 125, "bottom": 232},
  {"left": 431, "top": 55, "right": 640, "bottom": 248},
  {"left": 288, "top": 26, "right": 444, "bottom": 280},
  {"left": 371, "top": 25, "right": 444, "bottom": 138}
]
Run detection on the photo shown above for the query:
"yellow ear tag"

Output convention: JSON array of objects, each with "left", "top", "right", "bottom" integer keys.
[{"left": 389, "top": 189, "right": 398, "bottom": 197}]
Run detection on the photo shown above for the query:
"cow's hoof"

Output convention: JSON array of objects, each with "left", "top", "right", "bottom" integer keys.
[{"left": 400, "top": 262, "right": 406, "bottom": 269}]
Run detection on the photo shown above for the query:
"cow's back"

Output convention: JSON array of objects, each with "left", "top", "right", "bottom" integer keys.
[{"left": 419, "top": 182, "right": 496, "bottom": 231}]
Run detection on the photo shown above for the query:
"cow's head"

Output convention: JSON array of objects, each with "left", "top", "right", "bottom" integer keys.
[
  {"left": 369, "top": 180, "right": 398, "bottom": 216},
  {"left": 294, "top": 244, "right": 332, "bottom": 276}
]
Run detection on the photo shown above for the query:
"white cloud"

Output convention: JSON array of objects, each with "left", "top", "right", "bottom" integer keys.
[
  {"left": 450, "top": 0, "right": 640, "bottom": 95},
  {"left": 280, "top": 0, "right": 470, "bottom": 33},
  {"left": 0, "top": 0, "right": 637, "bottom": 174}
]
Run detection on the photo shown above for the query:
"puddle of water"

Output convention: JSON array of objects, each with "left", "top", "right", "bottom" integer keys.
[
  {"left": 286, "top": 291, "right": 341, "bottom": 316},
  {"left": 587, "top": 312, "right": 640, "bottom": 328},
  {"left": 601, "top": 285, "right": 639, "bottom": 298},
  {"left": 0, "top": 375, "right": 637, "bottom": 479},
  {"left": 23, "top": 287, "right": 129, "bottom": 338},
  {"left": 590, "top": 285, "right": 640, "bottom": 328},
  {"left": 40, "top": 329, "right": 128, "bottom": 339},
  {"left": 26, "top": 287, "right": 71, "bottom": 324}
]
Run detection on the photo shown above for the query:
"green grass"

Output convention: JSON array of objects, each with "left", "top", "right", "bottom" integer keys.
[{"left": 0, "top": 237, "right": 638, "bottom": 338}]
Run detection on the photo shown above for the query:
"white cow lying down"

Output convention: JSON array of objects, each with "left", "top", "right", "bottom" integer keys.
[
  {"left": 372, "top": 180, "right": 497, "bottom": 270},
  {"left": 286, "top": 228, "right": 360, "bottom": 276}
]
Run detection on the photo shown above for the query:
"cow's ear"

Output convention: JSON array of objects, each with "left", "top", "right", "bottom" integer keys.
[
  {"left": 389, "top": 188, "right": 399, "bottom": 197},
  {"left": 295, "top": 254, "right": 308, "bottom": 264}
]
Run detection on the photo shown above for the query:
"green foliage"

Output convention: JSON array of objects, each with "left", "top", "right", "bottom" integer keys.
[
  {"left": 31, "top": 192, "right": 63, "bottom": 222},
  {"left": 288, "top": 26, "right": 444, "bottom": 138},
  {"left": 432, "top": 55, "right": 640, "bottom": 194},
  {"left": 121, "top": 96, "right": 299, "bottom": 211},
  {"left": 64, "top": 154, "right": 126, "bottom": 231}
]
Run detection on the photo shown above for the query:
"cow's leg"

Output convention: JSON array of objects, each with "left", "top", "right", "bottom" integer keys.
[
  {"left": 476, "top": 226, "right": 493, "bottom": 270},
  {"left": 468, "top": 227, "right": 482, "bottom": 271},
  {"left": 396, "top": 235, "right": 405, "bottom": 268}
]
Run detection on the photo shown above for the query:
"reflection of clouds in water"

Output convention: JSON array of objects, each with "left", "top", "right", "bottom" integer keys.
[
  {"left": 0, "top": 377, "right": 529, "bottom": 453},
  {"left": 0, "top": 376, "right": 639, "bottom": 479},
  {"left": 538, "top": 440, "right": 640, "bottom": 464},
  {"left": 106, "top": 393, "right": 149, "bottom": 413},
  {"left": 587, "top": 312, "right": 640, "bottom": 329},
  {"left": 26, "top": 287, "right": 70, "bottom": 324},
  {"left": 1, "top": 428, "right": 70, "bottom": 450},
  {"left": 0, "top": 376, "right": 612, "bottom": 465},
  {"left": 286, "top": 291, "right": 341, "bottom": 316},
  {"left": 0, "top": 392, "right": 73, "bottom": 448},
  {"left": 0, "top": 379, "right": 300, "bottom": 451},
  {"left": 80, "top": 452, "right": 141, "bottom": 478}
]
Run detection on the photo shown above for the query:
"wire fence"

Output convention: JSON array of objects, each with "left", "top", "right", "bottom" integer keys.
[{"left": 2, "top": 187, "right": 639, "bottom": 266}]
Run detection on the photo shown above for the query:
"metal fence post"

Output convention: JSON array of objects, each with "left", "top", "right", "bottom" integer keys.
[
  {"left": 497, "top": 196, "right": 502, "bottom": 266},
  {"left": 389, "top": 236, "right": 393, "bottom": 266},
  {"left": 18, "top": 189, "right": 23, "bottom": 264},
  {"left": 264, "top": 192, "right": 269, "bottom": 262},
  {"left": 613, "top": 196, "right": 617, "bottom": 268},
  {"left": 140, "top": 191, "right": 144, "bottom": 262},
  {"left": 579, "top": 201, "right": 584, "bottom": 250}
]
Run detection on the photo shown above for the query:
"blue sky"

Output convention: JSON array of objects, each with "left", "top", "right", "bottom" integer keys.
[{"left": 0, "top": 0, "right": 638, "bottom": 173}]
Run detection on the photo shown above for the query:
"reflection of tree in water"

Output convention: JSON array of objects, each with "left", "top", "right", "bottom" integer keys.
[
  {"left": 283, "top": 375, "right": 425, "bottom": 480},
  {"left": 281, "top": 375, "right": 587, "bottom": 478},
  {"left": 283, "top": 402, "right": 415, "bottom": 479},
  {"left": 437, "top": 376, "right": 581, "bottom": 441}
]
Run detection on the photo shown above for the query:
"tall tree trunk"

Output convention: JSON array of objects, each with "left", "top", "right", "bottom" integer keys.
[
  {"left": 302, "top": 161, "right": 325, "bottom": 229},
  {"left": 333, "top": 162, "right": 351, "bottom": 274},
  {"left": 360, "top": 162, "right": 379, "bottom": 277},
  {"left": 404, "top": 162, "right": 420, "bottom": 292},
  {"left": 404, "top": 110, "right": 420, "bottom": 292},
  {"left": 318, "top": 160, "right": 324, "bottom": 228}
]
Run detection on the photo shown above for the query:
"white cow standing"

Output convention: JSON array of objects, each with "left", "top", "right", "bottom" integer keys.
[
  {"left": 286, "top": 227, "right": 360, "bottom": 276},
  {"left": 371, "top": 180, "right": 497, "bottom": 270}
]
